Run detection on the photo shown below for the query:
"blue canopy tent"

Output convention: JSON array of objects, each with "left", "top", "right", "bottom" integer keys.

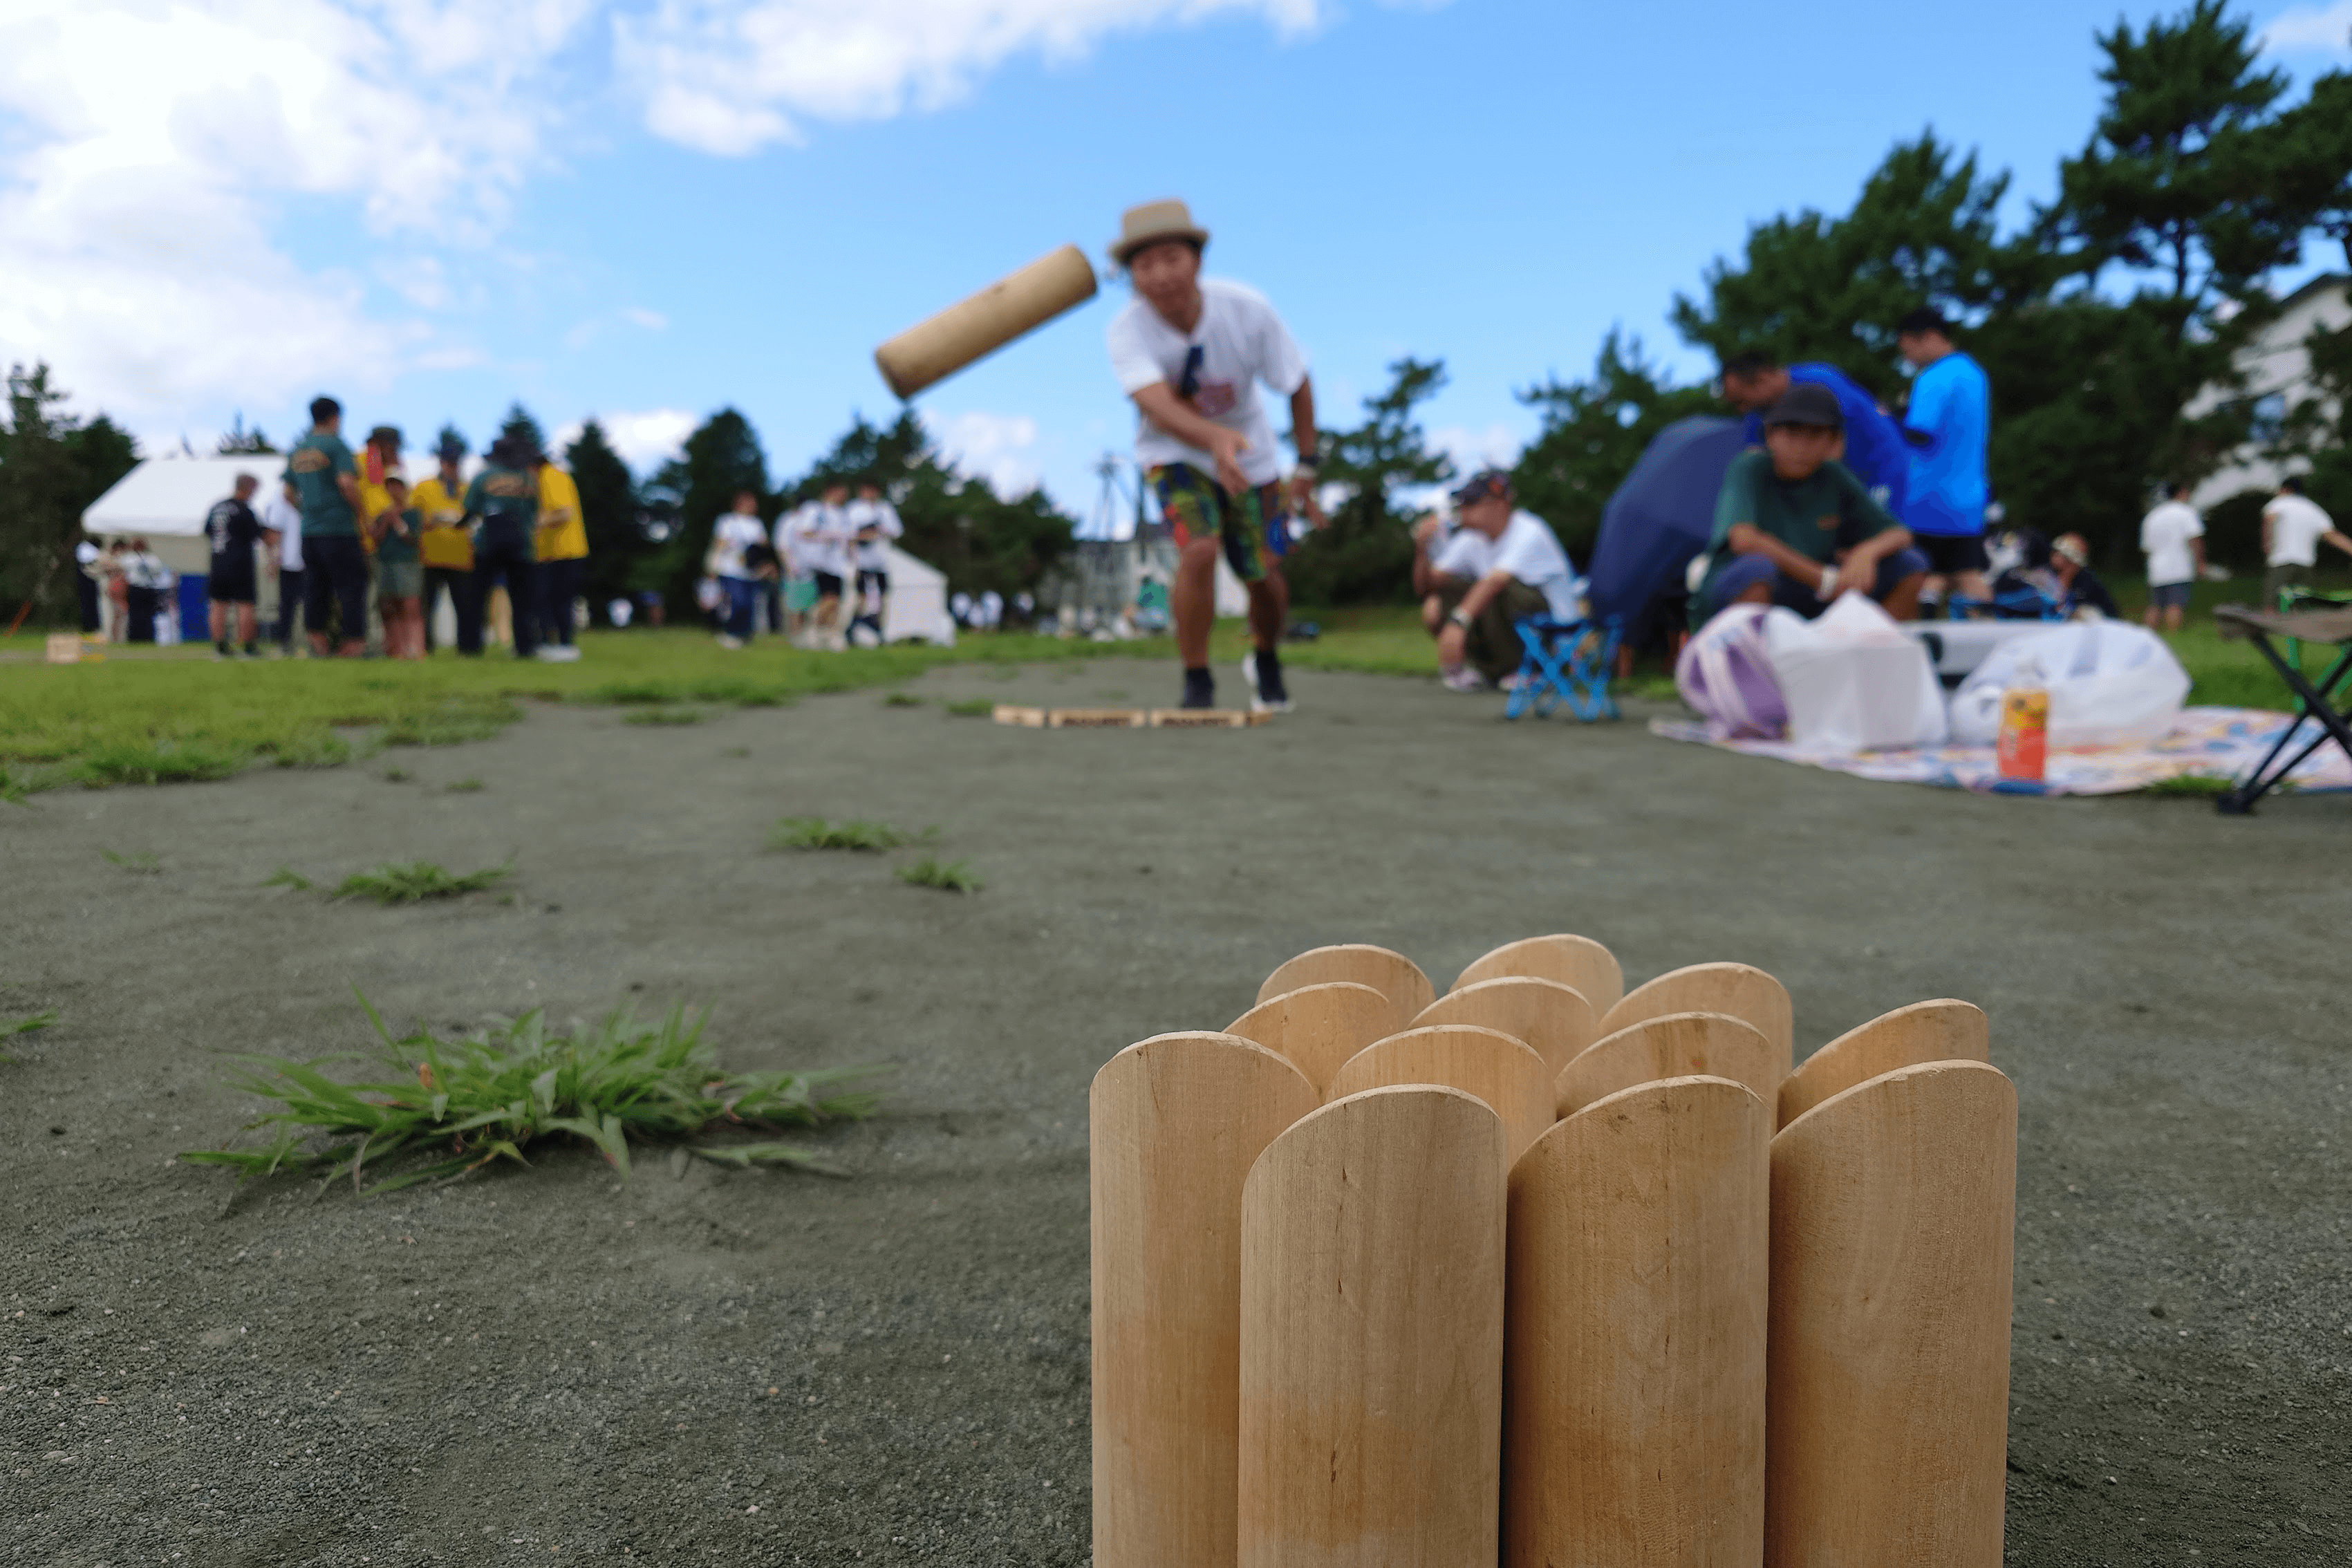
[{"left": 1585, "top": 416, "right": 1748, "bottom": 649}]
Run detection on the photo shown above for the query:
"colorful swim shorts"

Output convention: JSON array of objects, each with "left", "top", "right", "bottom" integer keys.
[{"left": 1148, "top": 463, "right": 1291, "bottom": 584}]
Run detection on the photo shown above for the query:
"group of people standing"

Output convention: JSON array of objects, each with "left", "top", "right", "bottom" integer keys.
[
  {"left": 706, "top": 482, "right": 903, "bottom": 650},
  {"left": 194, "top": 397, "right": 589, "bottom": 660}
]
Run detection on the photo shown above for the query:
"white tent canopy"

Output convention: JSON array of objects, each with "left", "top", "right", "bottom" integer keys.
[
  {"left": 82, "top": 455, "right": 289, "bottom": 572},
  {"left": 880, "top": 544, "right": 955, "bottom": 646}
]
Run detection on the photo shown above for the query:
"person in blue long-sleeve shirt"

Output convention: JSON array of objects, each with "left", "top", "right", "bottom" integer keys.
[
  {"left": 1721, "top": 353, "right": 1911, "bottom": 520},
  {"left": 1895, "top": 307, "right": 1993, "bottom": 608}
]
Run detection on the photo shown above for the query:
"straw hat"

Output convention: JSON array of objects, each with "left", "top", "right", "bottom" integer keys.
[{"left": 1110, "top": 199, "right": 1209, "bottom": 266}]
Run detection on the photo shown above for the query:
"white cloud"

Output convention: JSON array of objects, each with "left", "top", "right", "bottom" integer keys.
[
  {"left": 615, "top": 0, "right": 1330, "bottom": 155},
  {"left": 550, "top": 408, "right": 700, "bottom": 469},
  {"left": 622, "top": 308, "right": 670, "bottom": 331},
  {"left": 924, "top": 409, "right": 1042, "bottom": 498},
  {"left": 2259, "top": 1, "right": 2352, "bottom": 53},
  {"left": 1428, "top": 422, "right": 1521, "bottom": 479}
]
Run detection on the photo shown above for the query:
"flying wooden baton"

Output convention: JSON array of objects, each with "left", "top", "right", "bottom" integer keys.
[{"left": 873, "top": 245, "right": 1099, "bottom": 400}]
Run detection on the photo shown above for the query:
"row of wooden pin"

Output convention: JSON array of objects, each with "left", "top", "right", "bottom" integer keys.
[{"left": 1090, "top": 935, "right": 2016, "bottom": 1567}]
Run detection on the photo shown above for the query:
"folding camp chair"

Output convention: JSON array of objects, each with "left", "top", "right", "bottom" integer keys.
[
  {"left": 1506, "top": 614, "right": 1623, "bottom": 722},
  {"left": 2212, "top": 603, "right": 2352, "bottom": 815}
]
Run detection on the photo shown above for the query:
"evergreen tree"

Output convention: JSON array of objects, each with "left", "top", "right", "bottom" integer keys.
[
  {"left": 433, "top": 423, "right": 471, "bottom": 462},
  {"left": 499, "top": 402, "right": 548, "bottom": 456},
  {"left": 216, "top": 413, "right": 276, "bottom": 454},
  {"left": 0, "top": 364, "right": 140, "bottom": 625},
  {"left": 1282, "top": 357, "right": 1451, "bottom": 606},
  {"left": 565, "top": 418, "right": 652, "bottom": 616},
  {"left": 653, "top": 409, "right": 770, "bottom": 602},
  {"left": 1512, "top": 331, "right": 1717, "bottom": 562}
]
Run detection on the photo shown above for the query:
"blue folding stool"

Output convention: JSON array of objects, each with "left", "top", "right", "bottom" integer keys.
[{"left": 1505, "top": 613, "right": 1623, "bottom": 721}]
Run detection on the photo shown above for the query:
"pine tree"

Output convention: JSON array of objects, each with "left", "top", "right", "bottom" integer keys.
[
  {"left": 565, "top": 419, "right": 651, "bottom": 615},
  {"left": 0, "top": 364, "right": 140, "bottom": 625},
  {"left": 1282, "top": 357, "right": 1452, "bottom": 606},
  {"left": 216, "top": 413, "right": 276, "bottom": 454},
  {"left": 499, "top": 402, "right": 548, "bottom": 456},
  {"left": 1512, "top": 331, "right": 1717, "bottom": 562},
  {"left": 653, "top": 409, "right": 770, "bottom": 603}
]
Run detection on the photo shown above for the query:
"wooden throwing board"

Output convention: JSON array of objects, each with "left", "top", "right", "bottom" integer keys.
[
  {"left": 1766, "top": 1059, "right": 2017, "bottom": 1568},
  {"left": 1504, "top": 1075, "right": 1770, "bottom": 1568},
  {"left": 1323, "top": 1025, "right": 1553, "bottom": 1165},
  {"left": 1238, "top": 1085, "right": 1506, "bottom": 1568},
  {"left": 1451, "top": 933, "right": 1625, "bottom": 1016},
  {"left": 1256, "top": 944, "right": 1435, "bottom": 1021},
  {"left": 1554, "top": 1009, "right": 1780, "bottom": 1119},
  {"left": 1776, "top": 998, "right": 1988, "bottom": 1130},
  {"left": 1412, "top": 976, "right": 1594, "bottom": 1076},
  {"left": 1091, "top": 1032, "right": 1320, "bottom": 1568},
  {"left": 1224, "top": 982, "right": 1406, "bottom": 1097},
  {"left": 1599, "top": 963, "right": 1793, "bottom": 1081}
]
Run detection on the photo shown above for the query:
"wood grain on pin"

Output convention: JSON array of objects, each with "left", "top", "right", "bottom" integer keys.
[
  {"left": 1504, "top": 1075, "right": 1770, "bottom": 1568},
  {"left": 1256, "top": 944, "right": 1435, "bottom": 1021},
  {"left": 1410, "top": 976, "right": 1595, "bottom": 1076},
  {"left": 1554, "top": 1009, "right": 1779, "bottom": 1119},
  {"left": 1451, "top": 933, "right": 1625, "bottom": 1016},
  {"left": 1775, "top": 998, "right": 1990, "bottom": 1129},
  {"left": 1238, "top": 1085, "right": 1506, "bottom": 1568},
  {"left": 873, "top": 243, "right": 1099, "bottom": 399},
  {"left": 1766, "top": 1059, "right": 2017, "bottom": 1568},
  {"left": 1224, "top": 982, "right": 1406, "bottom": 1097},
  {"left": 1599, "top": 963, "right": 1793, "bottom": 1081},
  {"left": 1090, "top": 1032, "right": 1320, "bottom": 1568},
  {"left": 1324, "top": 1025, "right": 1553, "bottom": 1164}
]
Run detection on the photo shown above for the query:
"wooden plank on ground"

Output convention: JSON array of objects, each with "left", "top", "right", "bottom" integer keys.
[
  {"left": 1046, "top": 708, "right": 1148, "bottom": 729},
  {"left": 1146, "top": 709, "right": 1269, "bottom": 728},
  {"left": 992, "top": 704, "right": 1047, "bottom": 727}
]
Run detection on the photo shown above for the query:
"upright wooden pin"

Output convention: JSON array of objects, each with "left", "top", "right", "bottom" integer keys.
[
  {"left": 1238, "top": 1085, "right": 1506, "bottom": 1568},
  {"left": 1599, "top": 963, "right": 1793, "bottom": 1080},
  {"left": 1410, "top": 976, "right": 1595, "bottom": 1076},
  {"left": 1554, "top": 1009, "right": 1780, "bottom": 1119},
  {"left": 1092, "top": 1032, "right": 1321, "bottom": 1568},
  {"left": 1257, "top": 944, "right": 1435, "bottom": 1023},
  {"left": 1224, "top": 982, "right": 1406, "bottom": 1097},
  {"left": 1775, "top": 998, "right": 1989, "bottom": 1129},
  {"left": 1452, "top": 933, "right": 1625, "bottom": 1016},
  {"left": 1504, "top": 1075, "right": 1770, "bottom": 1568},
  {"left": 1767, "top": 1060, "right": 2017, "bottom": 1568},
  {"left": 1323, "top": 1025, "right": 1553, "bottom": 1164}
]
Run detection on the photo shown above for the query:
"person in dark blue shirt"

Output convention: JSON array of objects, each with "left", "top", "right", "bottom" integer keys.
[{"left": 1721, "top": 352, "right": 1910, "bottom": 520}]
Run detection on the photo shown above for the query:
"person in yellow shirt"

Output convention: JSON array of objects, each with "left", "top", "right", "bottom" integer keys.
[
  {"left": 532, "top": 447, "right": 589, "bottom": 663},
  {"left": 410, "top": 431, "right": 481, "bottom": 655}
]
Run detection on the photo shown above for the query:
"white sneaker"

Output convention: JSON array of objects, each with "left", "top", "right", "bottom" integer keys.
[
  {"left": 538, "top": 644, "right": 581, "bottom": 662},
  {"left": 1440, "top": 664, "right": 1488, "bottom": 693},
  {"left": 715, "top": 633, "right": 745, "bottom": 651}
]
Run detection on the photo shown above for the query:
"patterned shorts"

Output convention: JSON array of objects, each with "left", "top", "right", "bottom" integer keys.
[{"left": 1149, "top": 463, "right": 1290, "bottom": 584}]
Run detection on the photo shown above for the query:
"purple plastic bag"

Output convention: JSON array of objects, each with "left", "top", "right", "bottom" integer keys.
[{"left": 1677, "top": 603, "right": 1789, "bottom": 740}]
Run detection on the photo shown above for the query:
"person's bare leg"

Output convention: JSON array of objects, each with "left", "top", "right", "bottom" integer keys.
[
  {"left": 1881, "top": 572, "right": 1925, "bottom": 621},
  {"left": 236, "top": 604, "right": 257, "bottom": 646},
  {"left": 1173, "top": 537, "right": 1218, "bottom": 668},
  {"left": 2165, "top": 604, "right": 2185, "bottom": 634},
  {"left": 1422, "top": 595, "right": 1446, "bottom": 635},
  {"left": 209, "top": 602, "right": 227, "bottom": 646},
  {"left": 310, "top": 630, "right": 333, "bottom": 657},
  {"left": 1954, "top": 569, "right": 1993, "bottom": 609},
  {"left": 1247, "top": 566, "right": 1286, "bottom": 653}
]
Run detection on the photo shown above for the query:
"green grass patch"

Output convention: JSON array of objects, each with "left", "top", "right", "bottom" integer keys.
[
  {"left": 767, "top": 816, "right": 927, "bottom": 852},
  {"left": 622, "top": 707, "right": 704, "bottom": 726},
  {"left": 2142, "top": 773, "right": 2235, "bottom": 796},
  {"left": 100, "top": 848, "right": 162, "bottom": 873},
  {"left": 895, "top": 855, "right": 984, "bottom": 893},
  {"left": 180, "top": 996, "right": 886, "bottom": 1193},
  {"left": 445, "top": 776, "right": 485, "bottom": 793},
  {"left": 942, "top": 699, "right": 994, "bottom": 718},
  {"left": 328, "top": 858, "right": 514, "bottom": 904},
  {"left": 881, "top": 691, "right": 926, "bottom": 708},
  {"left": 1, "top": 1007, "right": 57, "bottom": 1064},
  {"left": 262, "top": 866, "right": 316, "bottom": 891}
]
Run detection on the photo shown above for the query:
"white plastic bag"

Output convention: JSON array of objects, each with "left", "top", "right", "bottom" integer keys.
[
  {"left": 1676, "top": 603, "right": 1789, "bottom": 740},
  {"left": 1762, "top": 593, "right": 1950, "bottom": 752},
  {"left": 1948, "top": 622, "right": 2187, "bottom": 748}
]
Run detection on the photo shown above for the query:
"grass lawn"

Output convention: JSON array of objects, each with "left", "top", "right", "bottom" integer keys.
[{"left": 1, "top": 579, "right": 2331, "bottom": 795}]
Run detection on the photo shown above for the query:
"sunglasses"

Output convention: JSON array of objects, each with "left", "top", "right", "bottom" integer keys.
[{"left": 1178, "top": 344, "right": 1204, "bottom": 402}]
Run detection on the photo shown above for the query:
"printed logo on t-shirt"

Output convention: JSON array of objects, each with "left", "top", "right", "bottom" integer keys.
[
  {"left": 1190, "top": 381, "right": 1239, "bottom": 418},
  {"left": 484, "top": 474, "right": 532, "bottom": 497},
  {"left": 1816, "top": 514, "right": 1838, "bottom": 532},
  {"left": 288, "top": 448, "right": 330, "bottom": 474}
]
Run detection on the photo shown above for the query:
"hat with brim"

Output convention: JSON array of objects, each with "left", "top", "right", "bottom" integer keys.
[
  {"left": 1110, "top": 200, "right": 1209, "bottom": 268},
  {"left": 1761, "top": 383, "right": 1844, "bottom": 431}
]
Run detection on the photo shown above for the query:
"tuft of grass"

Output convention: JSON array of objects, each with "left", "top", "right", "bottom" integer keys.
[
  {"left": 262, "top": 866, "right": 316, "bottom": 891},
  {"left": 1, "top": 764, "right": 35, "bottom": 805},
  {"left": 74, "top": 738, "right": 245, "bottom": 786},
  {"left": 0, "top": 1007, "right": 57, "bottom": 1064},
  {"left": 330, "top": 858, "right": 514, "bottom": 904},
  {"left": 101, "top": 848, "right": 162, "bottom": 874},
  {"left": 2143, "top": 773, "right": 2236, "bottom": 797},
  {"left": 445, "top": 776, "right": 485, "bottom": 793},
  {"left": 381, "top": 765, "right": 415, "bottom": 783},
  {"left": 623, "top": 707, "right": 704, "bottom": 727},
  {"left": 265, "top": 726, "right": 352, "bottom": 769},
  {"left": 881, "top": 691, "right": 926, "bottom": 708},
  {"left": 767, "top": 816, "right": 927, "bottom": 852},
  {"left": 942, "top": 698, "right": 993, "bottom": 718},
  {"left": 721, "top": 745, "right": 751, "bottom": 758},
  {"left": 377, "top": 694, "right": 521, "bottom": 748},
  {"left": 895, "top": 855, "right": 984, "bottom": 893},
  {"left": 180, "top": 995, "right": 888, "bottom": 1193}
]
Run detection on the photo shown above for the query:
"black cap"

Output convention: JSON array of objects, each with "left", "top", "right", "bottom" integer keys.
[
  {"left": 1897, "top": 306, "right": 1951, "bottom": 338},
  {"left": 1450, "top": 469, "right": 1513, "bottom": 506},
  {"left": 1761, "top": 383, "right": 1844, "bottom": 431},
  {"left": 435, "top": 431, "right": 468, "bottom": 461}
]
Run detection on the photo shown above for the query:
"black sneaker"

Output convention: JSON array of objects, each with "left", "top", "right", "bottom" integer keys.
[
  {"left": 1181, "top": 668, "right": 1215, "bottom": 709},
  {"left": 1243, "top": 648, "right": 1293, "bottom": 713}
]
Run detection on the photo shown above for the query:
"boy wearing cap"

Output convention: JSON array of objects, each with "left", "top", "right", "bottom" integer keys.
[
  {"left": 411, "top": 433, "right": 480, "bottom": 654},
  {"left": 1719, "top": 352, "right": 1910, "bottom": 516},
  {"left": 1424, "top": 472, "right": 1580, "bottom": 690},
  {"left": 283, "top": 395, "right": 368, "bottom": 658},
  {"left": 1104, "top": 198, "right": 1317, "bottom": 711},
  {"left": 1692, "top": 384, "right": 1928, "bottom": 624}
]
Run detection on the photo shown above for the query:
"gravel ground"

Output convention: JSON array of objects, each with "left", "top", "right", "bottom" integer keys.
[{"left": 3, "top": 660, "right": 2347, "bottom": 1567}]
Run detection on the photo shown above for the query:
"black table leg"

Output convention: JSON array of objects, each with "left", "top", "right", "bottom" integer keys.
[{"left": 2219, "top": 637, "right": 2352, "bottom": 814}]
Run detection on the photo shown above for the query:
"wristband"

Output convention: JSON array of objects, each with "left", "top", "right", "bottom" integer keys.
[
  {"left": 1294, "top": 458, "right": 1318, "bottom": 478},
  {"left": 1448, "top": 608, "right": 1473, "bottom": 630},
  {"left": 1818, "top": 566, "right": 1838, "bottom": 598}
]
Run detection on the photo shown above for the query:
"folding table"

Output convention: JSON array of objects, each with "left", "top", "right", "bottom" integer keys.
[{"left": 2212, "top": 604, "right": 2352, "bottom": 815}]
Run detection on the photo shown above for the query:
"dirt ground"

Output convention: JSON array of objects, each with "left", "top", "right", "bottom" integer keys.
[{"left": 3, "top": 660, "right": 2347, "bottom": 1567}]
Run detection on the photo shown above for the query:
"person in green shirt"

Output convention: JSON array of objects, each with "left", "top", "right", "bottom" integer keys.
[
  {"left": 284, "top": 395, "right": 368, "bottom": 657},
  {"left": 371, "top": 475, "right": 426, "bottom": 660},
  {"left": 1691, "top": 383, "right": 1929, "bottom": 627},
  {"left": 465, "top": 434, "right": 541, "bottom": 659}
]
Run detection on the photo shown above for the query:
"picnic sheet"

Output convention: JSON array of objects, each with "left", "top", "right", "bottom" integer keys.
[{"left": 1650, "top": 706, "right": 2352, "bottom": 796}]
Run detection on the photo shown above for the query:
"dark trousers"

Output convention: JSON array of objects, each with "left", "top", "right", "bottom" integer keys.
[
  {"left": 761, "top": 579, "right": 783, "bottom": 635},
  {"left": 77, "top": 575, "right": 100, "bottom": 633},
  {"left": 1434, "top": 578, "right": 1551, "bottom": 684},
  {"left": 124, "top": 586, "right": 159, "bottom": 644},
  {"left": 538, "top": 557, "right": 584, "bottom": 647},
  {"left": 277, "top": 568, "right": 305, "bottom": 647},
  {"left": 426, "top": 566, "right": 484, "bottom": 654},
  {"left": 473, "top": 532, "right": 538, "bottom": 657}
]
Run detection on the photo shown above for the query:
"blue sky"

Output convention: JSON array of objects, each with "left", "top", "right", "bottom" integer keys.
[{"left": 3, "top": 0, "right": 2348, "bottom": 518}]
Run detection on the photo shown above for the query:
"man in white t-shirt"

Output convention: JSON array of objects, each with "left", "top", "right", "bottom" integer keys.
[
  {"left": 1425, "top": 471, "right": 1579, "bottom": 689},
  {"left": 708, "top": 492, "right": 768, "bottom": 649},
  {"left": 1104, "top": 198, "right": 1317, "bottom": 711},
  {"left": 259, "top": 478, "right": 306, "bottom": 654},
  {"left": 2138, "top": 482, "right": 2204, "bottom": 633},
  {"left": 847, "top": 482, "right": 905, "bottom": 644},
  {"left": 790, "top": 484, "right": 854, "bottom": 649},
  {"left": 2262, "top": 476, "right": 2352, "bottom": 607}
]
